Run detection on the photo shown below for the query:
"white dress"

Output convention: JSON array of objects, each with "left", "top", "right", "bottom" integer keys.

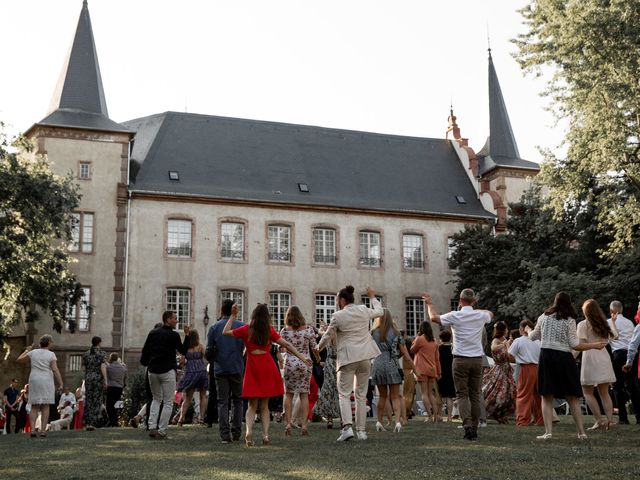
[
  {"left": 576, "top": 321, "right": 616, "bottom": 386},
  {"left": 28, "top": 348, "right": 57, "bottom": 404}
]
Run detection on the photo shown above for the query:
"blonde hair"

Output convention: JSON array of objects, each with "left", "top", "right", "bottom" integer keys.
[{"left": 372, "top": 309, "right": 399, "bottom": 342}]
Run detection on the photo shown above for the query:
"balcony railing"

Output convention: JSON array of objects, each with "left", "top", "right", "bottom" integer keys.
[
  {"left": 167, "top": 246, "right": 192, "bottom": 257},
  {"left": 359, "top": 256, "right": 381, "bottom": 267},
  {"left": 403, "top": 258, "right": 424, "bottom": 269},
  {"left": 221, "top": 248, "right": 244, "bottom": 260},
  {"left": 268, "top": 251, "right": 291, "bottom": 262},
  {"left": 314, "top": 254, "right": 337, "bottom": 264}
]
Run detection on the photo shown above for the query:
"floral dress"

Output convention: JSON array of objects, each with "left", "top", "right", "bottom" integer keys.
[
  {"left": 82, "top": 347, "right": 107, "bottom": 427},
  {"left": 312, "top": 342, "right": 340, "bottom": 419},
  {"left": 482, "top": 346, "right": 516, "bottom": 423},
  {"left": 279, "top": 326, "right": 317, "bottom": 394}
]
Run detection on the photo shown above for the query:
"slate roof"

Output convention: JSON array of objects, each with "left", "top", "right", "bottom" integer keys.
[
  {"left": 477, "top": 51, "right": 539, "bottom": 175},
  {"left": 32, "top": 1, "right": 130, "bottom": 134},
  {"left": 123, "top": 112, "right": 494, "bottom": 220}
]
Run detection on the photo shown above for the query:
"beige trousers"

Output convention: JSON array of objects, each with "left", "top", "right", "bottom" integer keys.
[{"left": 337, "top": 359, "right": 371, "bottom": 432}]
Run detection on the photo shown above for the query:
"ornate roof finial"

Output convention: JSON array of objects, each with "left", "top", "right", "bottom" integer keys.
[
  {"left": 487, "top": 23, "right": 492, "bottom": 58},
  {"left": 446, "top": 101, "right": 460, "bottom": 140}
]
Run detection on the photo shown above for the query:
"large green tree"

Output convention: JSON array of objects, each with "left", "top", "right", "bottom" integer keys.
[
  {"left": 515, "top": 0, "right": 640, "bottom": 255},
  {"left": 0, "top": 124, "right": 82, "bottom": 341}
]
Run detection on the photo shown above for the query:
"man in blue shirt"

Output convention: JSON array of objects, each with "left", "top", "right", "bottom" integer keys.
[{"left": 206, "top": 300, "right": 244, "bottom": 443}]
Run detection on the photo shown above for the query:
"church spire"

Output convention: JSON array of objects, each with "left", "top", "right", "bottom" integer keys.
[
  {"left": 487, "top": 49, "right": 520, "bottom": 159},
  {"left": 48, "top": 0, "right": 108, "bottom": 116}
]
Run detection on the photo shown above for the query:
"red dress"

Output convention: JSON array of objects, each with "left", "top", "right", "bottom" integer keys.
[{"left": 232, "top": 325, "right": 285, "bottom": 398}]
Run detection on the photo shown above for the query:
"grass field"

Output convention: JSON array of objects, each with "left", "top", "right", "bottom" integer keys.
[{"left": 1, "top": 417, "right": 638, "bottom": 479}]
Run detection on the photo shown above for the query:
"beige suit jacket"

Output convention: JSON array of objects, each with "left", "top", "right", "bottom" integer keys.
[{"left": 325, "top": 298, "right": 383, "bottom": 370}]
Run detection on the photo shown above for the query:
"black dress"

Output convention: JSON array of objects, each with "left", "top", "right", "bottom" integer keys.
[{"left": 437, "top": 344, "right": 455, "bottom": 398}]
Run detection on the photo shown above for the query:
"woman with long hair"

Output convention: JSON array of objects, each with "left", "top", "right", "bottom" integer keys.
[
  {"left": 371, "top": 309, "right": 414, "bottom": 432},
  {"left": 223, "top": 303, "right": 311, "bottom": 446},
  {"left": 482, "top": 321, "right": 516, "bottom": 423},
  {"left": 81, "top": 336, "right": 108, "bottom": 431},
  {"left": 313, "top": 324, "right": 341, "bottom": 429},
  {"left": 280, "top": 306, "right": 319, "bottom": 436},
  {"left": 176, "top": 329, "right": 209, "bottom": 425},
  {"left": 17, "top": 335, "right": 63, "bottom": 437},
  {"left": 411, "top": 321, "right": 440, "bottom": 422},
  {"left": 528, "top": 292, "right": 608, "bottom": 440},
  {"left": 579, "top": 299, "right": 618, "bottom": 430}
]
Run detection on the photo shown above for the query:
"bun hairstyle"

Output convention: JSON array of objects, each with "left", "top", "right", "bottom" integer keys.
[{"left": 338, "top": 285, "right": 355, "bottom": 305}]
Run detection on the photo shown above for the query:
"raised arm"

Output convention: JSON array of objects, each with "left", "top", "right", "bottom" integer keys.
[
  {"left": 17, "top": 345, "right": 33, "bottom": 363},
  {"left": 222, "top": 304, "right": 239, "bottom": 337},
  {"left": 366, "top": 287, "right": 384, "bottom": 318},
  {"left": 422, "top": 293, "right": 441, "bottom": 324}
]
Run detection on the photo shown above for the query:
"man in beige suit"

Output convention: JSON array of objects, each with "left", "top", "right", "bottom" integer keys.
[{"left": 320, "top": 285, "right": 383, "bottom": 441}]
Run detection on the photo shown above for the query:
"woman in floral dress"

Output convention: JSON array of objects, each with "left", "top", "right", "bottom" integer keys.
[
  {"left": 82, "top": 336, "right": 108, "bottom": 430},
  {"left": 313, "top": 326, "right": 341, "bottom": 428},
  {"left": 279, "top": 306, "right": 319, "bottom": 436},
  {"left": 482, "top": 322, "right": 516, "bottom": 423}
]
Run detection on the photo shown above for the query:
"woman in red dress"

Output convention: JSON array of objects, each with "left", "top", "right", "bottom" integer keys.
[{"left": 223, "top": 303, "right": 311, "bottom": 446}]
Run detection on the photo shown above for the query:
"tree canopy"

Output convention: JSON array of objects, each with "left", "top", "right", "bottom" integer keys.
[
  {"left": 514, "top": 0, "right": 640, "bottom": 256},
  {"left": 0, "top": 124, "right": 82, "bottom": 341}
]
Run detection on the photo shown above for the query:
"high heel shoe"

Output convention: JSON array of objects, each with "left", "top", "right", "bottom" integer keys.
[
  {"left": 578, "top": 433, "right": 588, "bottom": 440},
  {"left": 262, "top": 436, "right": 270, "bottom": 445},
  {"left": 536, "top": 433, "right": 553, "bottom": 440},
  {"left": 587, "top": 421, "right": 606, "bottom": 431},
  {"left": 375, "top": 421, "right": 387, "bottom": 432},
  {"left": 285, "top": 424, "right": 292, "bottom": 436},
  {"left": 393, "top": 422, "right": 402, "bottom": 433},
  {"left": 245, "top": 433, "right": 254, "bottom": 447}
]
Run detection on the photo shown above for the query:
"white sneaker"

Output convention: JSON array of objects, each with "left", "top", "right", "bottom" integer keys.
[
  {"left": 336, "top": 426, "right": 354, "bottom": 442},
  {"left": 479, "top": 420, "right": 487, "bottom": 428},
  {"left": 356, "top": 431, "right": 368, "bottom": 441}
]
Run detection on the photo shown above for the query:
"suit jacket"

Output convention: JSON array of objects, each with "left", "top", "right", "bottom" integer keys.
[{"left": 325, "top": 298, "right": 383, "bottom": 370}]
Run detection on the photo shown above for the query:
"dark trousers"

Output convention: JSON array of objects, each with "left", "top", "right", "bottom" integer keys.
[
  {"left": 612, "top": 349, "right": 640, "bottom": 422},
  {"left": 215, "top": 373, "right": 243, "bottom": 441},
  {"left": 452, "top": 357, "right": 484, "bottom": 428},
  {"left": 4, "top": 408, "right": 19, "bottom": 433},
  {"left": 106, "top": 386, "right": 123, "bottom": 427},
  {"left": 204, "top": 367, "right": 218, "bottom": 425}
]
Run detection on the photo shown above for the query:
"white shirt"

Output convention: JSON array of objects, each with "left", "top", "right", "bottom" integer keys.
[
  {"left": 508, "top": 336, "right": 541, "bottom": 365},
  {"left": 440, "top": 306, "right": 491, "bottom": 357},
  {"left": 608, "top": 315, "right": 635, "bottom": 352},
  {"left": 58, "top": 392, "right": 76, "bottom": 409}
]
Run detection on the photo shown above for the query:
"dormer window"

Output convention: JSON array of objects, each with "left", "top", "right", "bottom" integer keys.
[
  {"left": 168, "top": 171, "right": 180, "bottom": 181},
  {"left": 455, "top": 195, "right": 466, "bottom": 204},
  {"left": 298, "top": 183, "right": 309, "bottom": 193}
]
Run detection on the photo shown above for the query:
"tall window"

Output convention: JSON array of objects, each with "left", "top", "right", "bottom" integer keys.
[
  {"left": 69, "top": 212, "right": 94, "bottom": 253},
  {"left": 403, "top": 234, "right": 424, "bottom": 269},
  {"left": 166, "top": 288, "right": 191, "bottom": 329},
  {"left": 447, "top": 237, "right": 457, "bottom": 260},
  {"left": 405, "top": 297, "right": 425, "bottom": 337},
  {"left": 167, "top": 219, "right": 192, "bottom": 257},
  {"left": 221, "top": 290, "right": 244, "bottom": 322},
  {"left": 269, "top": 292, "right": 291, "bottom": 332},
  {"left": 268, "top": 225, "right": 291, "bottom": 262},
  {"left": 79, "top": 162, "right": 91, "bottom": 180},
  {"left": 68, "top": 354, "right": 83, "bottom": 372},
  {"left": 361, "top": 295, "right": 383, "bottom": 309},
  {"left": 220, "top": 222, "right": 245, "bottom": 260},
  {"left": 315, "top": 294, "right": 336, "bottom": 327},
  {"left": 359, "top": 231, "right": 381, "bottom": 267},
  {"left": 313, "top": 228, "right": 336, "bottom": 265},
  {"left": 66, "top": 287, "right": 91, "bottom": 331},
  {"left": 450, "top": 298, "right": 460, "bottom": 311}
]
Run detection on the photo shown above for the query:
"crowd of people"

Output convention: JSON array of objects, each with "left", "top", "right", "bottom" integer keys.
[{"left": 4, "top": 286, "right": 640, "bottom": 446}]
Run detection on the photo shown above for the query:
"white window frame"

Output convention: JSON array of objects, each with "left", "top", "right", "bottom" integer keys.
[
  {"left": 166, "top": 287, "right": 191, "bottom": 329},
  {"left": 268, "top": 292, "right": 291, "bottom": 332},
  {"left": 268, "top": 225, "right": 291, "bottom": 262},
  {"left": 405, "top": 297, "right": 425, "bottom": 337},
  {"left": 447, "top": 237, "right": 457, "bottom": 260},
  {"left": 79, "top": 162, "right": 91, "bottom": 180},
  {"left": 220, "top": 222, "right": 245, "bottom": 261},
  {"left": 66, "top": 287, "right": 91, "bottom": 331},
  {"left": 221, "top": 290, "right": 245, "bottom": 322},
  {"left": 359, "top": 231, "right": 381, "bottom": 267},
  {"left": 403, "top": 234, "right": 424, "bottom": 269},
  {"left": 167, "top": 219, "right": 192, "bottom": 257},
  {"left": 68, "top": 354, "right": 83, "bottom": 372},
  {"left": 69, "top": 212, "right": 94, "bottom": 253},
  {"left": 315, "top": 293, "right": 336, "bottom": 328},
  {"left": 313, "top": 228, "right": 336, "bottom": 265}
]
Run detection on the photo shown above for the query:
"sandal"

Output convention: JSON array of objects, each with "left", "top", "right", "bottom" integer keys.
[
  {"left": 262, "top": 436, "right": 270, "bottom": 445},
  {"left": 245, "top": 433, "right": 254, "bottom": 447},
  {"left": 285, "top": 424, "right": 292, "bottom": 436},
  {"left": 301, "top": 426, "right": 309, "bottom": 436}
]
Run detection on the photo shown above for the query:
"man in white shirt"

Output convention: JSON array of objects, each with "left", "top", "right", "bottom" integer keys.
[
  {"left": 424, "top": 288, "right": 492, "bottom": 441},
  {"left": 608, "top": 300, "right": 640, "bottom": 424},
  {"left": 508, "top": 320, "right": 543, "bottom": 427},
  {"left": 57, "top": 387, "right": 76, "bottom": 414}
]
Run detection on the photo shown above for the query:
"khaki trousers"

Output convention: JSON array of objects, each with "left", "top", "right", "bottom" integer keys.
[
  {"left": 337, "top": 359, "right": 371, "bottom": 432},
  {"left": 452, "top": 357, "right": 483, "bottom": 428}
]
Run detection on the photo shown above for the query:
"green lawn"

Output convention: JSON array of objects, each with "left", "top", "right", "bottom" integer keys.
[{"left": 0, "top": 417, "right": 638, "bottom": 479}]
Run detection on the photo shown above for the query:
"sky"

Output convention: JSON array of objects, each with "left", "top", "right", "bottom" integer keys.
[{"left": 1, "top": 0, "right": 563, "bottom": 163}]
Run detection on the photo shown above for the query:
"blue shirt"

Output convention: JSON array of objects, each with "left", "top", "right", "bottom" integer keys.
[{"left": 207, "top": 317, "right": 245, "bottom": 375}]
